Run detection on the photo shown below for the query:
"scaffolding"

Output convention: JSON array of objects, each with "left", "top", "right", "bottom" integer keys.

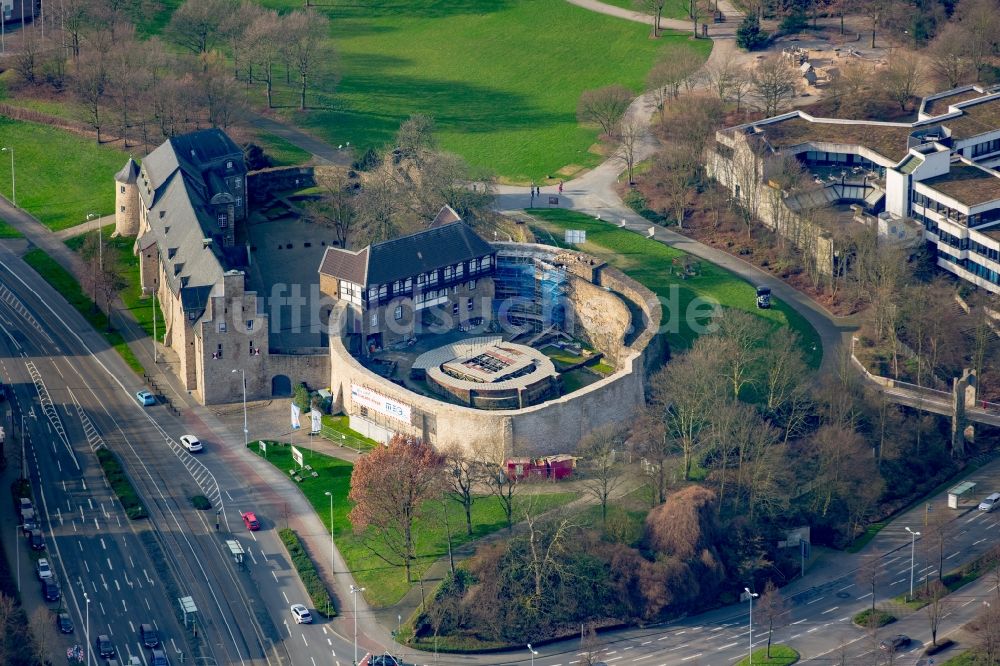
[{"left": 494, "top": 252, "right": 567, "bottom": 334}]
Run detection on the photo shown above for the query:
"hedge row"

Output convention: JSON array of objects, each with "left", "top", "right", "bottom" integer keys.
[
  {"left": 853, "top": 608, "right": 896, "bottom": 628},
  {"left": 96, "top": 448, "right": 148, "bottom": 519},
  {"left": 278, "top": 528, "right": 336, "bottom": 617}
]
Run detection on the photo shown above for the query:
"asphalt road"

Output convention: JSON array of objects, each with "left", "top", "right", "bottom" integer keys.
[{"left": 0, "top": 246, "right": 360, "bottom": 666}]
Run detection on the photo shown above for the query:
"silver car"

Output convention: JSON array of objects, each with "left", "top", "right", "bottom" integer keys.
[{"left": 979, "top": 492, "right": 1000, "bottom": 512}]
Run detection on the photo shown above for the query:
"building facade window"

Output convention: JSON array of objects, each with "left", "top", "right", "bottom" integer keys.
[
  {"left": 378, "top": 284, "right": 388, "bottom": 300},
  {"left": 394, "top": 305, "right": 403, "bottom": 320},
  {"left": 417, "top": 273, "right": 426, "bottom": 286},
  {"left": 216, "top": 343, "right": 223, "bottom": 359},
  {"left": 120, "top": 206, "right": 125, "bottom": 212},
  {"left": 218, "top": 213, "right": 228, "bottom": 228},
  {"left": 452, "top": 302, "right": 459, "bottom": 315},
  {"left": 120, "top": 185, "right": 125, "bottom": 193},
  {"left": 246, "top": 320, "right": 254, "bottom": 331},
  {"left": 468, "top": 279, "right": 477, "bottom": 290},
  {"left": 456, "top": 263, "right": 464, "bottom": 278},
  {"left": 370, "top": 312, "right": 378, "bottom": 328},
  {"left": 444, "top": 266, "right": 454, "bottom": 280},
  {"left": 219, "top": 322, "right": 227, "bottom": 333},
  {"left": 428, "top": 271, "right": 439, "bottom": 285},
  {"left": 467, "top": 298, "right": 474, "bottom": 311}
]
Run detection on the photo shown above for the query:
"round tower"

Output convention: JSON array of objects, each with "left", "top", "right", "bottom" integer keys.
[{"left": 114, "top": 157, "right": 141, "bottom": 237}]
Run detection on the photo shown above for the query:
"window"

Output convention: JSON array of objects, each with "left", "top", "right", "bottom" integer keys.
[
  {"left": 467, "top": 298, "right": 474, "bottom": 311},
  {"left": 468, "top": 279, "right": 477, "bottom": 290},
  {"left": 246, "top": 320, "right": 254, "bottom": 331},
  {"left": 481, "top": 256, "right": 492, "bottom": 269},
  {"left": 218, "top": 213, "right": 228, "bottom": 228},
  {"left": 393, "top": 280, "right": 402, "bottom": 292},
  {"left": 120, "top": 206, "right": 125, "bottom": 212},
  {"left": 120, "top": 185, "right": 125, "bottom": 193},
  {"left": 428, "top": 271, "right": 438, "bottom": 285},
  {"left": 159, "top": 210, "right": 166, "bottom": 219},
  {"left": 378, "top": 285, "right": 388, "bottom": 300},
  {"left": 444, "top": 266, "right": 454, "bottom": 280},
  {"left": 368, "top": 286, "right": 378, "bottom": 300},
  {"left": 236, "top": 197, "right": 242, "bottom": 207},
  {"left": 370, "top": 313, "right": 378, "bottom": 328},
  {"left": 456, "top": 263, "right": 464, "bottom": 278},
  {"left": 218, "top": 322, "right": 227, "bottom": 333},
  {"left": 394, "top": 305, "right": 403, "bottom": 320},
  {"left": 452, "top": 302, "right": 459, "bottom": 315},
  {"left": 404, "top": 277, "right": 413, "bottom": 291},
  {"left": 417, "top": 273, "right": 426, "bottom": 286},
  {"left": 216, "top": 343, "right": 223, "bottom": 359},
  {"left": 226, "top": 161, "right": 233, "bottom": 170},
  {"left": 234, "top": 180, "right": 242, "bottom": 190}
]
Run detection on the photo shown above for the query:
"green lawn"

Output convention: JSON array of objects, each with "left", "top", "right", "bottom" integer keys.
[
  {"left": 733, "top": 646, "right": 799, "bottom": 666},
  {"left": 257, "top": 0, "right": 711, "bottom": 182},
  {"left": 0, "top": 221, "right": 22, "bottom": 238},
  {"left": 0, "top": 117, "right": 127, "bottom": 230},
  {"left": 320, "top": 414, "right": 379, "bottom": 452},
  {"left": 248, "top": 441, "right": 576, "bottom": 607},
  {"left": 254, "top": 132, "right": 314, "bottom": 167},
  {"left": 529, "top": 209, "right": 823, "bottom": 366},
  {"left": 22, "top": 249, "right": 144, "bottom": 374},
  {"left": 66, "top": 228, "right": 165, "bottom": 342}
]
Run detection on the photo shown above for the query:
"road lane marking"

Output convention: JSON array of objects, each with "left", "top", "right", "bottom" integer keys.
[
  {"left": 282, "top": 591, "right": 289, "bottom": 603},
  {"left": 101, "top": 538, "right": 106, "bottom": 550},
  {"left": 891, "top": 579, "right": 905, "bottom": 585},
  {"left": 974, "top": 538, "right": 987, "bottom": 545},
  {"left": 857, "top": 592, "right": 873, "bottom": 600},
  {"left": 717, "top": 642, "right": 737, "bottom": 650},
  {"left": 947, "top": 551, "right": 961, "bottom": 559},
  {"left": 807, "top": 596, "right": 826, "bottom": 604},
  {"left": 680, "top": 654, "right": 702, "bottom": 662},
  {"left": 791, "top": 619, "right": 807, "bottom": 625},
  {"left": 807, "top": 627, "right": 819, "bottom": 633},
  {"left": 821, "top": 606, "right": 839, "bottom": 614},
  {"left": 107, "top": 558, "right": 113, "bottom": 571},
  {"left": 302, "top": 633, "right": 308, "bottom": 647},
  {"left": 640, "top": 641, "right": 651, "bottom": 646}
]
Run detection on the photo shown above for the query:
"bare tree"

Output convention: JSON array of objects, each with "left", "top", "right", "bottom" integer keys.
[
  {"left": 649, "top": 147, "right": 696, "bottom": 229},
  {"left": 645, "top": 45, "right": 703, "bottom": 109},
  {"left": 616, "top": 116, "right": 643, "bottom": 186},
  {"left": 74, "top": 50, "right": 109, "bottom": 144},
  {"left": 442, "top": 446, "right": 483, "bottom": 536},
  {"left": 578, "top": 424, "right": 629, "bottom": 524},
  {"left": 354, "top": 163, "right": 403, "bottom": 244},
  {"left": 303, "top": 170, "right": 359, "bottom": 249},
  {"left": 246, "top": 10, "right": 283, "bottom": 108},
  {"left": 520, "top": 505, "right": 577, "bottom": 609},
  {"left": 863, "top": 0, "right": 895, "bottom": 49},
  {"left": 882, "top": 52, "right": 923, "bottom": 111},
  {"left": 857, "top": 550, "right": 883, "bottom": 618},
  {"left": 927, "top": 23, "right": 975, "bottom": 89},
  {"left": 577, "top": 85, "right": 635, "bottom": 138},
  {"left": 955, "top": 0, "right": 1000, "bottom": 81},
  {"left": 751, "top": 55, "right": 797, "bottom": 117},
  {"left": 925, "top": 579, "right": 948, "bottom": 647},
  {"left": 28, "top": 606, "right": 56, "bottom": 665},
  {"left": 483, "top": 463, "right": 520, "bottom": 530},
  {"left": 686, "top": 0, "right": 709, "bottom": 39},
  {"left": 166, "top": 0, "right": 236, "bottom": 55},
  {"left": 396, "top": 114, "right": 437, "bottom": 165},
  {"left": 282, "top": 9, "right": 333, "bottom": 110},
  {"left": 756, "top": 580, "right": 789, "bottom": 658},
  {"left": 635, "top": 0, "right": 667, "bottom": 37}
]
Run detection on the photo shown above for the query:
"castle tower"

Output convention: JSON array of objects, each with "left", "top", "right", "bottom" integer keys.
[{"left": 113, "top": 158, "right": 141, "bottom": 237}]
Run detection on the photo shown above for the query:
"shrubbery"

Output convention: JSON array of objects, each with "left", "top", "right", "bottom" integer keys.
[
  {"left": 736, "top": 14, "right": 769, "bottom": 51},
  {"left": 853, "top": 608, "right": 895, "bottom": 628},
  {"left": 190, "top": 495, "right": 212, "bottom": 511},
  {"left": 278, "top": 528, "right": 336, "bottom": 617},
  {"left": 96, "top": 448, "right": 147, "bottom": 520}
]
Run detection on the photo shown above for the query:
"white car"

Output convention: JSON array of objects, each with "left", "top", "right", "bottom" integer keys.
[
  {"left": 179, "top": 435, "right": 203, "bottom": 453},
  {"left": 979, "top": 492, "right": 1000, "bottom": 512},
  {"left": 37, "top": 558, "right": 52, "bottom": 579},
  {"left": 290, "top": 604, "right": 313, "bottom": 624}
]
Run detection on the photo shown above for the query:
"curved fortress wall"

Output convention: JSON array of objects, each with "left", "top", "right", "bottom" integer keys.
[{"left": 328, "top": 243, "right": 666, "bottom": 457}]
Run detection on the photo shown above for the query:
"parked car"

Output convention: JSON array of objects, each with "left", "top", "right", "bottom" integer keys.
[
  {"left": 979, "top": 492, "right": 1000, "bottom": 512},
  {"left": 150, "top": 648, "right": 169, "bottom": 666},
  {"left": 139, "top": 623, "right": 160, "bottom": 648},
  {"left": 27, "top": 530, "right": 45, "bottom": 550},
  {"left": 36, "top": 558, "right": 52, "bottom": 579},
  {"left": 756, "top": 285, "right": 772, "bottom": 309},
  {"left": 290, "top": 604, "right": 313, "bottom": 624},
  {"left": 57, "top": 612, "right": 74, "bottom": 634},
  {"left": 135, "top": 390, "right": 156, "bottom": 406},
  {"left": 21, "top": 508, "right": 37, "bottom": 533},
  {"left": 95, "top": 634, "right": 115, "bottom": 658},
  {"left": 18, "top": 497, "right": 32, "bottom": 517},
  {"left": 359, "top": 653, "right": 402, "bottom": 666},
  {"left": 179, "top": 435, "right": 203, "bottom": 453},
  {"left": 879, "top": 634, "right": 910, "bottom": 651},
  {"left": 242, "top": 511, "right": 260, "bottom": 531},
  {"left": 41, "top": 578, "right": 60, "bottom": 602}
]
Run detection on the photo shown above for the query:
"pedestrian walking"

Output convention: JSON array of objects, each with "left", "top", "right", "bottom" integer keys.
[{"left": 558, "top": 181, "right": 563, "bottom": 194}]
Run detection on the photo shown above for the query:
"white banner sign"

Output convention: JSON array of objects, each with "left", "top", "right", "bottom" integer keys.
[
  {"left": 310, "top": 409, "right": 322, "bottom": 434},
  {"left": 351, "top": 384, "right": 412, "bottom": 423},
  {"left": 258, "top": 440, "right": 267, "bottom": 454},
  {"left": 291, "top": 404, "right": 301, "bottom": 430},
  {"left": 291, "top": 445, "right": 303, "bottom": 468}
]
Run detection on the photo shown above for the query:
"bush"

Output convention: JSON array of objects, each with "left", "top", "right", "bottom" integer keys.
[
  {"left": 278, "top": 528, "right": 336, "bottom": 617},
  {"left": 853, "top": 608, "right": 895, "bottom": 628},
  {"left": 190, "top": 495, "right": 212, "bottom": 510},
  {"left": 925, "top": 639, "right": 954, "bottom": 655},
  {"left": 352, "top": 146, "right": 381, "bottom": 172},
  {"left": 779, "top": 12, "right": 808, "bottom": 33},
  {"left": 736, "top": 14, "right": 769, "bottom": 51},
  {"left": 95, "top": 448, "right": 147, "bottom": 520}
]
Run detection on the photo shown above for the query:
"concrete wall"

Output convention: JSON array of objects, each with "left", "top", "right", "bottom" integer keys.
[{"left": 247, "top": 166, "right": 316, "bottom": 202}]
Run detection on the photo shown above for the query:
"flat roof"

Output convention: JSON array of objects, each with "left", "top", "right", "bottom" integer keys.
[
  {"left": 923, "top": 89, "right": 987, "bottom": 116},
  {"left": 941, "top": 96, "right": 1000, "bottom": 141},
  {"left": 744, "top": 116, "right": 918, "bottom": 163},
  {"left": 921, "top": 164, "right": 1000, "bottom": 207}
]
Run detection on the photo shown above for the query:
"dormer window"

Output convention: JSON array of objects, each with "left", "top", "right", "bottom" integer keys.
[
  {"left": 174, "top": 263, "right": 184, "bottom": 275},
  {"left": 226, "top": 161, "right": 233, "bottom": 170},
  {"left": 159, "top": 210, "right": 166, "bottom": 219},
  {"left": 167, "top": 247, "right": 177, "bottom": 259},
  {"left": 417, "top": 273, "right": 426, "bottom": 286}
]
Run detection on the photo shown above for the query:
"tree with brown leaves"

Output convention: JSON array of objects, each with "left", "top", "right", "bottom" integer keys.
[{"left": 348, "top": 434, "right": 445, "bottom": 582}]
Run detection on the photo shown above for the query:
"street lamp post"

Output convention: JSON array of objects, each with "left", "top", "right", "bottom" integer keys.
[
  {"left": 324, "top": 490, "right": 335, "bottom": 577},
  {"left": 350, "top": 584, "right": 365, "bottom": 666},
  {"left": 231, "top": 369, "right": 248, "bottom": 447},
  {"left": 527, "top": 643, "right": 538, "bottom": 666},
  {"left": 905, "top": 526, "right": 920, "bottom": 601},
  {"left": 84, "top": 592, "right": 91, "bottom": 666},
  {"left": 1, "top": 146, "right": 14, "bottom": 207},
  {"left": 745, "top": 587, "right": 759, "bottom": 666}
]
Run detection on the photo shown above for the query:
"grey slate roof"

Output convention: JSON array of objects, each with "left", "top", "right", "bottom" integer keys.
[
  {"left": 134, "top": 129, "right": 245, "bottom": 322},
  {"left": 114, "top": 158, "right": 140, "bottom": 184},
  {"left": 318, "top": 217, "right": 493, "bottom": 287}
]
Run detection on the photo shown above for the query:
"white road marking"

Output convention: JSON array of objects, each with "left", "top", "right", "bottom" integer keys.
[
  {"left": 857, "top": 592, "right": 873, "bottom": 600},
  {"left": 717, "top": 642, "right": 737, "bottom": 650},
  {"left": 807, "top": 596, "right": 826, "bottom": 604},
  {"left": 821, "top": 606, "right": 839, "bottom": 615},
  {"left": 791, "top": 619, "right": 807, "bottom": 625},
  {"left": 680, "top": 654, "right": 702, "bottom": 662},
  {"left": 101, "top": 538, "right": 107, "bottom": 550},
  {"left": 282, "top": 591, "right": 289, "bottom": 603},
  {"left": 302, "top": 634, "right": 308, "bottom": 647}
]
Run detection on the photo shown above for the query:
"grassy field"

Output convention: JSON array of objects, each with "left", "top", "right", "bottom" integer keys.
[
  {"left": 66, "top": 228, "right": 165, "bottom": 342},
  {"left": 0, "top": 117, "right": 127, "bottom": 230},
  {"left": 599, "top": 0, "right": 696, "bottom": 20},
  {"left": 733, "top": 646, "right": 800, "bottom": 666},
  {"left": 252, "top": 0, "right": 711, "bottom": 182},
  {"left": 0, "top": 221, "right": 21, "bottom": 238},
  {"left": 22, "top": 249, "right": 144, "bottom": 374},
  {"left": 529, "top": 209, "right": 823, "bottom": 367},
  {"left": 249, "top": 441, "right": 575, "bottom": 606}
]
